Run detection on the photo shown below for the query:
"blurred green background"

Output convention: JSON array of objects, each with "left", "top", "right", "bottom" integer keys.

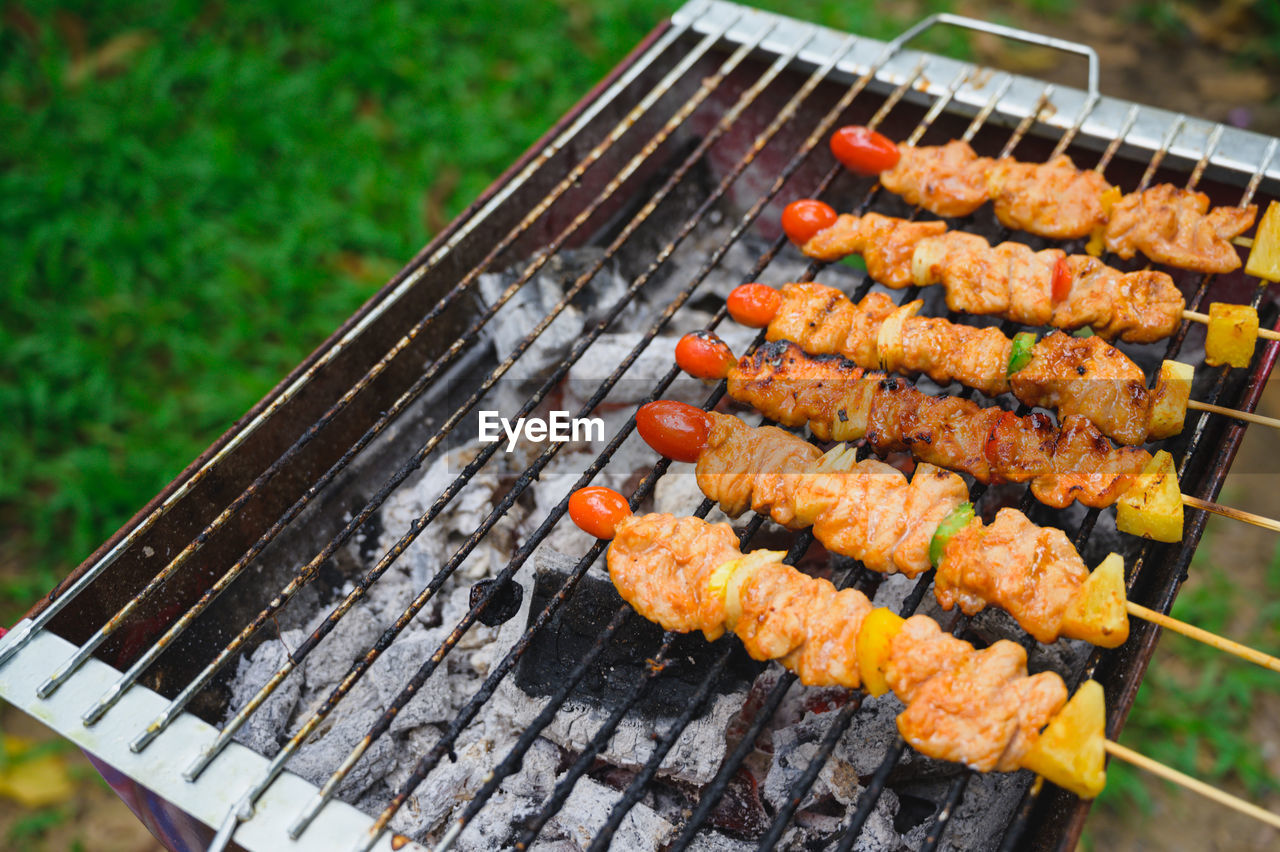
[{"left": 3, "top": 1, "right": 1280, "bottom": 849}]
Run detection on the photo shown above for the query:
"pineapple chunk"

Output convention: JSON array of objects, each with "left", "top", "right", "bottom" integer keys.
[
  {"left": 1061, "top": 554, "right": 1129, "bottom": 648},
  {"left": 856, "top": 608, "right": 905, "bottom": 696},
  {"left": 1022, "top": 679, "right": 1107, "bottom": 799},
  {"left": 1147, "top": 360, "right": 1194, "bottom": 439},
  {"left": 1245, "top": 200, "right": 1280, "bottom": 282},
  {"left": 1116, "top": 450, "right": 1183, "bottom": 543},
  {"left": 1204, "top": 302, "right": 1259, "bottom": 368}
]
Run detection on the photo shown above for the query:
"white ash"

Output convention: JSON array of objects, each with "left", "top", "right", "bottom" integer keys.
[
  {"left": 224, "top": 630, "right": 306, "bottom": 759},
  {"left": 542, "top": 777, "right": 674, "bottom": 852},
  {"left": 654, "top": 463, "right": 732, "bottom": 523},
  {"left": 682, "top": 830, "right": 757, "bottom": 852}
]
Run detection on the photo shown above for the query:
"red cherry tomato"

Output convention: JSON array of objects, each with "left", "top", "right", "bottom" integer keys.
[
  {"left": 727, "top": 283, "right": 782, "bottom": 328},
  {"left": 568, "top": 486, "right": 633, "bottom": 540},
  {"left": 636, "top": 400, "right": 711, "bottom": 463},
  {"left": 830, "top": 126, "right": 900, "bottom": 175},
  {"left": 1051, "top": 255, "right": 1072, "bottom": 304},
  {"left": 781, "top": 199, "right": 837, "bottom": 245},
  {"left": 675, "top": 332, "right": 736, "bottom": 380}
]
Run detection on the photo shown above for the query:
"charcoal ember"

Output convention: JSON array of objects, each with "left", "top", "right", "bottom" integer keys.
[
  {"left": 513, "top": 561, "right": 760, "bottom": 715},
  {"left": 300, "top": 604, "right": 381, "bottom": 688},
  {"left": 707, "top": 767, "right": 769, "bottom": 838},
  {"left": 469, "top": 577, "right": 524, "bottom": 626}
]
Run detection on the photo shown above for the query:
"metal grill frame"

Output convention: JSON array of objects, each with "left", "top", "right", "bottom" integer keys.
[{"left": 3, "top": 3, "right": 1280, "bottom": 851}]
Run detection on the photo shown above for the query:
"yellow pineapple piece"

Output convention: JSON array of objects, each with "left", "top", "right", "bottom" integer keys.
[
  {"left": 1245, "top": 200, "right": 1280, "bottom": 282},
  {"left": 1147, "top": 360, "right": 1194, "bottom": 440},
  {"left": 1060, "top": 554, "right": 1129, "bottom": 648},
  {"left": 1116, "top": 450, "right": 1183, "bottom": 543},
  {"left": 1204, "top": 302, "right": 1259, "bottom": 368},
  {"left": 856, "top": 607, "right": 905, "bottom": 696},
  {"left": 1022, "top": 679, "right": 1107, "bottom": 799},
  {"left": 1085, "top": 187, "right": 1123, "bottom": 257}
]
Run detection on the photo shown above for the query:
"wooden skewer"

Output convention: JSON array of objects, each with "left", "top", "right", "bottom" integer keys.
[
  {"left": 1183, "top": 494, "right": 1280, "bottom": 534},
  {"left": 1127, "top": 600, "right": 1280, "bottom": 674},
  {"left": 1182, "top": 309, "right": 1280, "bottom": 341},
  {"left": 1104, "top": 739, "right": 1280, "bottom": 831},
  {"left": 1187, "top": 399, "right": 1280, "bottom": 429}
]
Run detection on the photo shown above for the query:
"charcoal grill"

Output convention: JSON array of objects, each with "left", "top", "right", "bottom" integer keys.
[{"left": 4, "top": 2, "right": 1280, "bottom": 850}]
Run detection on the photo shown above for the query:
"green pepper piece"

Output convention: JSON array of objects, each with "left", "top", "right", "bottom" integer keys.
[
  {"left": 1007, "top": 332, "right": 1037, "bottom": 375},
  {"left": 929, "top": 502, "right": 975, "bottom": 567},
  {"left": 1072, "top": 326, "right": 1094, "bottom": 338}
]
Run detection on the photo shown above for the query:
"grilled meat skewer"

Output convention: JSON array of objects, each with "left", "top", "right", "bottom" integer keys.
[
  {"left": 828, "top": 126, "right": 1256, "bottom": 274},
  {"left": 566, "top": 486, "right": 1108, "bottom": 797},
  {"left": 631, "top": 401, "right": 1130, "bottom": 646},
  {"left": 724, "top": 281, "right": 1191, "bottom": 444}
]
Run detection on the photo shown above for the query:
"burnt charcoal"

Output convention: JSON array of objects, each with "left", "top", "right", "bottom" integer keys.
[
  {"left": 891, "top": 791, "right": 937, "bottom": 834},
  {"left": 514, "top": 563, "right": 762, "bottom": 717},
  {"left": 469, "top": 577, "right": 524, "bottom": 627},
  {"left": 707, "top": 767, "right": 770, "bottom": 839}
]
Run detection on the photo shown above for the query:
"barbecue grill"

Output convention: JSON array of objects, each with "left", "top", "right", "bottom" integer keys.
[{"left": 4, "top": 3, "right": 1279, "bottom": 850}]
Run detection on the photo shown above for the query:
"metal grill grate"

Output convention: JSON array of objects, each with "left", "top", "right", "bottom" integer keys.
[{"left": 3, "top": 3, "right": 1280, "bottom": 851}]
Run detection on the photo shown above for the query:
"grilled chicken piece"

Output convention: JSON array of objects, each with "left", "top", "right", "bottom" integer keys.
[
  {"left": 801, "top": 213, "right": 947, "bottom": 286},
  {"left": 609, "top": 513, "right": 741, "bottom": 638},
  {"left": 1009, "top": 331, "right": 1150, "bottom": 446},
  {"left": 986, "top": 155, "right": 1110, "bottom": 239},
  {"left": 1048, "top": 256, "right": 1184, "bottom": 343},
  {"left": 734, "top": 559, "right": 871, "bottom": 686},
  {"left": 1104, "top": 185, "right": 1256, "bottom": 274},
  {"left": 913, "top": 234, "right": 1185, "bottom": 343},
  {"left": 726, "top": 340, "right": 1152, "bottom": 508},
  {"left": 767, "top": 285, "right": 1013, "bottom": 399},
  {"left": 685, "top": 410, "right": 1108, "bottom": 647},
  {"left": 890, "top": 619, "right": 1068, "bottom": 772},
  {"left": 799, "top": 210, "right": 1187, "bottom": 343},
  {"left": 921, "top": 232, "right": 1063, "bottom": 325},
  {"left": 871, "top": 140, "right": 1255, "bottom": 274},
  {"left": 605, "top": 514, "right": 1070, "bottom": 773},
  {"left": 935, "top": 508, "right": 1089, "bottom": 644},
  {"left": 696, "top": 412, "right": 967, "bottom": 577},
  {"left": 880, "top": 140, "right": 992, "bottom": 217}
]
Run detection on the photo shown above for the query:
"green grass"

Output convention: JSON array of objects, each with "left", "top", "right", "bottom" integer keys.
[
  {"left": 1093, "top": 531, "right": 1280, "bottom": 815},
  {"left": 0, "top": 1, "right": 965, "bottom": 623}
]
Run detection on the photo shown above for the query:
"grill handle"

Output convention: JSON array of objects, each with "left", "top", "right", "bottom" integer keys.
[{"left": 887, "top": 12, "right": 1099, "bottom": 103}]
